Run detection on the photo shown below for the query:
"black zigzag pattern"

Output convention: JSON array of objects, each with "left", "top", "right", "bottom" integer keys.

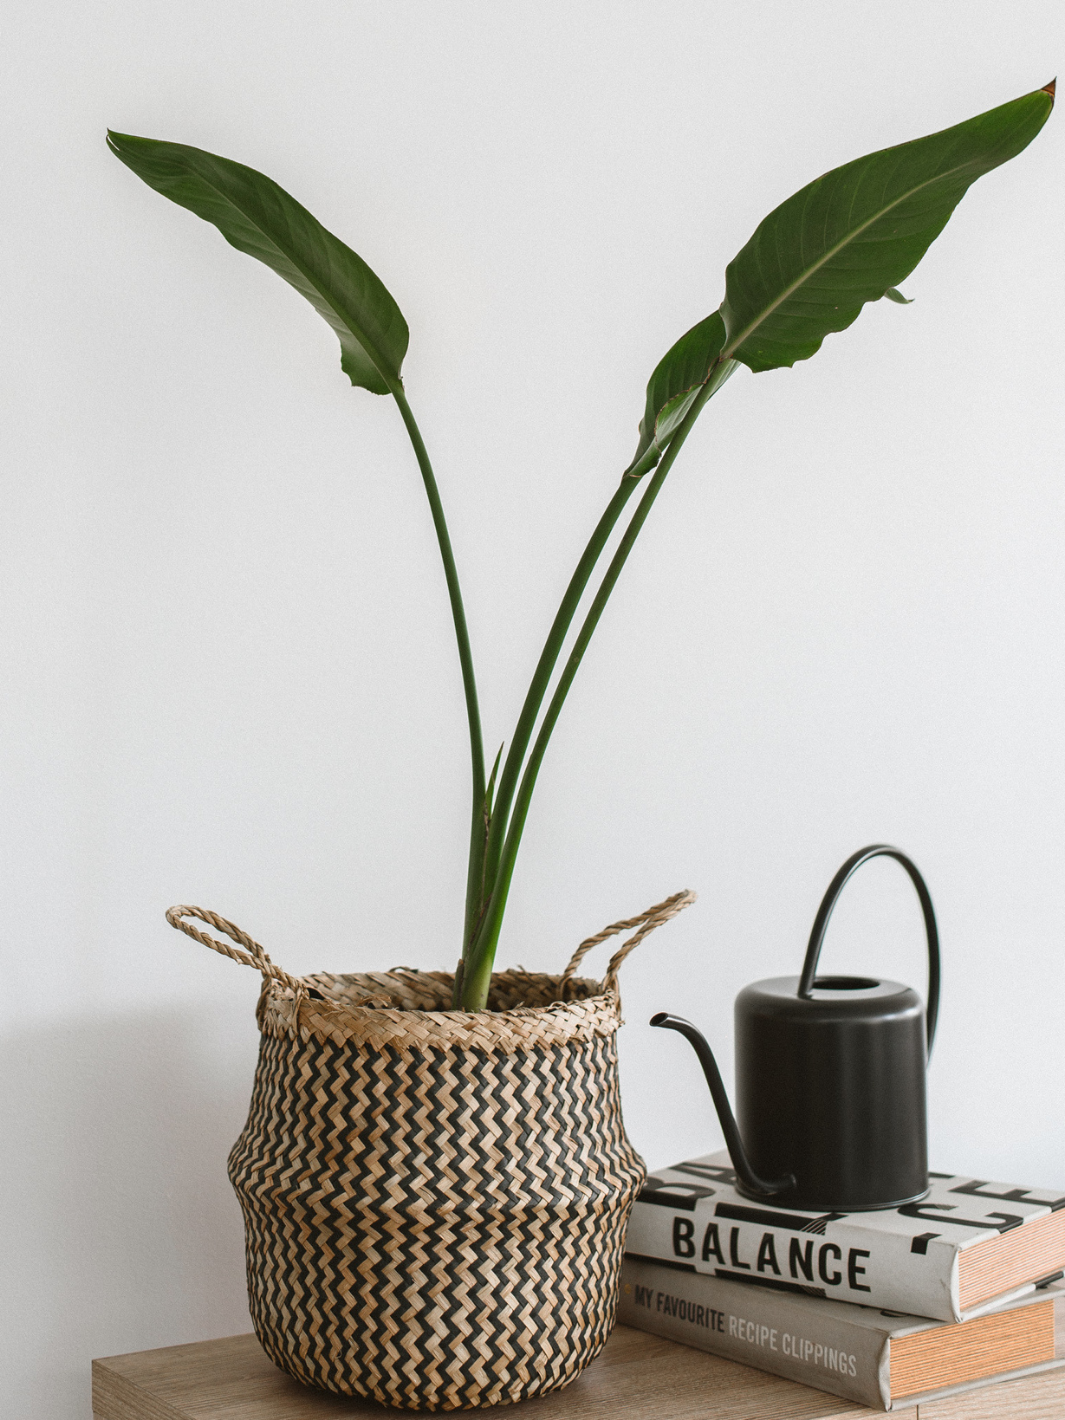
[{"left": 228, "top": 999, "right": 645, "bottom": 1411}]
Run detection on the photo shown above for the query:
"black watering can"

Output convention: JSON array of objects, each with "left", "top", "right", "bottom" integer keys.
[{"left": 652, "top": 845, "right": 940, "bottom": 1212}]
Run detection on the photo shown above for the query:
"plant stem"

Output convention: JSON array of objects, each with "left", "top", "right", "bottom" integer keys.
[
  {"left": 477, "top": 479, "right": 641, "bottom": 933},
  {"left": 460, "top": 377, "right": 718, "bottom": 1009},
  {"left": 392, "top": 389, "right": 486, "bottom": 948}
]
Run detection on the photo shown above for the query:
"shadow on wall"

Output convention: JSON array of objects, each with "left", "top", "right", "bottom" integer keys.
[{"left": 0, "top": 1002, "right": 259, "bottom": 1420}]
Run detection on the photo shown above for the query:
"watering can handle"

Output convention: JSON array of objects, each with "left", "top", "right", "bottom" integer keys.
[{"left": 797, "top": 845, "right": 940, "bottom": 1053}]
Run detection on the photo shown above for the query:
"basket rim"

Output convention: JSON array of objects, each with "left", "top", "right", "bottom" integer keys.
[
  {"left": 259, "top": 966, "right": 624, "bottom": 1053},
  {"left": 305, "top": 964, "right": 607, "bottom": 1007}
]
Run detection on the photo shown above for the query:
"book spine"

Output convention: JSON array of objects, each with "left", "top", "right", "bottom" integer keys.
[
  {"left": 626, "top": 1194, "right": 959, "bottom": 1321},
  {"left": 618, "top": 1255, "right": 890, "bottom": 1409}
]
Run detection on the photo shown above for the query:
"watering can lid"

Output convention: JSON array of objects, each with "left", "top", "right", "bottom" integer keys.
[{"left": 737, "top": 974, "right": 925, "bottom": 1023}]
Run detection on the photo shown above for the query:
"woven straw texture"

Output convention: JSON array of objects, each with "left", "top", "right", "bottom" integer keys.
[{"left": 166, "top": 892, "right": 693, "bottom": 1411}]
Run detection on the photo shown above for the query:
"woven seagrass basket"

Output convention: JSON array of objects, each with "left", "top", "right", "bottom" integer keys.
[{"left": 167, "top": 891, "right": 693, "bottom": 1411}]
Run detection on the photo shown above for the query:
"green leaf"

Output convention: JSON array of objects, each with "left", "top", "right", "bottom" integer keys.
[
  {"left": 625, "top": 314, "right": 738, "bottom": 476},
  {"left": 883, "top": 287, "right": 913, "bottom": 304},
  {"left": 719, "top": 82, "right": 1054, "bottom": 373},
  {"left": 107, "top": 131, "right": 409, "bottom": 395}
]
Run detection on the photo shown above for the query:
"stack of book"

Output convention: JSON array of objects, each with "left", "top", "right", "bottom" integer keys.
[{"left": 619, "top": 1151, "right": 1065, "bottom": 1411}]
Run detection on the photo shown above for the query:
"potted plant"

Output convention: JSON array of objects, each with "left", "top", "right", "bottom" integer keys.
[{"left": 109, "top": 80, "right": 1052, "bottom": 1410}]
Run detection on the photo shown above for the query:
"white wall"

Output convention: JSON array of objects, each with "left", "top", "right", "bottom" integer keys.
[{"left": 2, "top": 2, "right": 1063, "bottom": 1413}]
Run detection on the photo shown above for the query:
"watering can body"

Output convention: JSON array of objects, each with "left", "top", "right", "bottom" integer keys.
[
  {"left": 653, "top": 845, "right": 939, "bottom": 1213},
  {"left": 734, "top": 974, "right": 928, "bottom": 1210}
]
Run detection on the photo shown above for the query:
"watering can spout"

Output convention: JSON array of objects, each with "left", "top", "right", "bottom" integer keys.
[{"left": 650, "top": 1012, "right": 795, "bottom": 1200}]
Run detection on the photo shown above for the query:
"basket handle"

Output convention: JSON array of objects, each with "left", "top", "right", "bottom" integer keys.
[
  {"left": 562, "top": 889, "right": 696, "bottom": 1002},
  {"left": 165, "top": 905, "right": 308, "bottom": 1003},
  {"left": 168, "top": 892, "right": 696, "bottom": 1013}
]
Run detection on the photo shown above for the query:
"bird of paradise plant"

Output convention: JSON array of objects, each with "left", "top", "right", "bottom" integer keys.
[{"left": 109, "top": 80, "right": 1053, "bottom": 1008}]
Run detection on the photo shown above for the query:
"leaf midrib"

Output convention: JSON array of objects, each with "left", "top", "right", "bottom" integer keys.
[
  {"left": 156, "top": 147, "right": 398, "bottom": 390},
  {"left": 721, "top": 145, "right": 979, "bottom": 358}
]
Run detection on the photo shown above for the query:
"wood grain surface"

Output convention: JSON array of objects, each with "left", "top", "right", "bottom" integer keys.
[
  {"left": 918, "top": 1364, "right": 1065, "bottom": 1419},
  {"left": 92, "top": 1326, "right": 1063, "bottom": 1420}
]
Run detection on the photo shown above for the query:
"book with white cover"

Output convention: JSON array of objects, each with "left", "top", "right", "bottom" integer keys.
[
  {"left": 618, "top": 1256, "right": 1065, "bottom": 1410},
  {"left": 625, "top": 1151, "right": 1065, "bottom": 1323}
]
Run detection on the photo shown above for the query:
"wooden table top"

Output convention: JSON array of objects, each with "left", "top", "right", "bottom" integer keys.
[{"left": 92, "top": 1325, "right": 1065, "bottom": 1420}]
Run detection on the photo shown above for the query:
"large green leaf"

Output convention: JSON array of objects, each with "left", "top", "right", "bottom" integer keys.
[
  {"left": 107, "top": 132, "right": 408, "bottom": 394},
  {"left": 719, "top": 83, "right": 1054, "bottom": 372}
]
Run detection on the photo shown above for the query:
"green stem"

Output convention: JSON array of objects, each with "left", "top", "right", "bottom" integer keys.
[
  {"left": 460, "top": 379, "right": 716, "bottom": 1009},
  {"left": 392, "top": 390, "right": 486, "bottom": 951},
  {"left": 477, "top": 479, "right": 641, "bottom": 934}
]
